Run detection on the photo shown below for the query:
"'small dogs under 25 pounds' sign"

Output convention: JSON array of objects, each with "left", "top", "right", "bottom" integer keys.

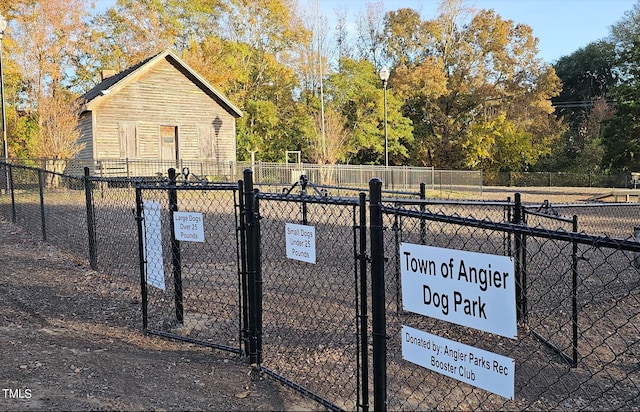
[{"left": 400, "top": 243, "right": 517, "bottom": 339}]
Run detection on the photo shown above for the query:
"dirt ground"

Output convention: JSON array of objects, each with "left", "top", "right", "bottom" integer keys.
[
  {"left": 0, "top": 185, "right": 620, "bottom": 411},
  {"left": 0, "top": 216, "right": 316, "bottom": 411}
]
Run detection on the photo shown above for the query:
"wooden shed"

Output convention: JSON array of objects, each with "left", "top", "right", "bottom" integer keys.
[{"left": 77, "top": 49, "right": 242, "bottom": 177}]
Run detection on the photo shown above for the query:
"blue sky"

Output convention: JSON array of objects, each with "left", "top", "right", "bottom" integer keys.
[{"left": 93, "top": 0, "right": 637, "bottom": 63}]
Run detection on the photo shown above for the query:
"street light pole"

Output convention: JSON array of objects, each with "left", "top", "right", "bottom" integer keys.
[
  {"left": 0, "top": 13, "right": 8, "bottom": 193},
  {"left": 378, "top": 66, "right": 389, "bottom": 168}
]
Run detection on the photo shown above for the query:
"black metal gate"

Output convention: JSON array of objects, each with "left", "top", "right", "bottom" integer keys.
[
  {"left": 135, "top": 169, "right": 245, "bottom": 353},
  {"left": 522, "top": 200, "right": 580, "bottom": 367},
  {"left": 134, "top": 169, "right": 370, "bottom": 410},
  {"left": 249, "top": 172, "right": 369, "bottom": 411}
]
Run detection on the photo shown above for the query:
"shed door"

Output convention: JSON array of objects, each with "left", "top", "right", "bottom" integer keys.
[{"left": 160, "top": 126, "right": 178, "bottom": 161}]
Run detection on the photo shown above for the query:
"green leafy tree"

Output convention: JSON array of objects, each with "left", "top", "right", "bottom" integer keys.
[
  {"left": 326, "top": 57, "right": 413, "bottom": 164},
  {"left": 461, "top": 114, "right": 550, "bottom": 172},
  {"left": 601, "top": 2, "right": 640, "bottom": 171},
  {"left": 544, "top": 41, "right": 617, "bottom": 172}
]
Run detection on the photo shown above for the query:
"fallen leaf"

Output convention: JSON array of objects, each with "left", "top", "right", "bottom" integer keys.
[{"left": 234, "top": 391, "right": 250, "bottom": 399}]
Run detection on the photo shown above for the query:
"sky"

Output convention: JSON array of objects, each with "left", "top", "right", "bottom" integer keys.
[{"left": 93, "top": 0, "right": 637, "bottom": 63}]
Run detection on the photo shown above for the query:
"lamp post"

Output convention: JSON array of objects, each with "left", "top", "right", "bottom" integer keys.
[
  {"left": 379, "top": 65, "right": 389, "bottom": 168},
  {"left": 0, "top": 13, "right": 7, "bottom": 193}
]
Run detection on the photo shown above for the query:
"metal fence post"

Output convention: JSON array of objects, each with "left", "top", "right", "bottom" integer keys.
[
  {"left": 634, "top": 226, "right": 640, "bottom": 269},
  {"left": 300, "top": 175, "right": 308, "bottom": 225},
  {"left": 419, "top": 182, "right": 426, "bottom": 244},
  {"left": 571, "top": 214, "right": 579, "bottom": 367},
  {"left": 238, "top": 178, "right": 250, "bottom": 354},
  {"left": 38, "top": 169, "right": 46, "bottom": 241},
  {"left": 83, "top": 167, "right": 98, "bottom": 270},
  {"left": 9, "top": 165, "right": 15, "bottom": 223},
  {"left": 135, "top": 186, "right": 148, "bottom": 331},
  {"left": 243, "top": 168, "right": 261, "bottom": 365},
  {"left": 512, "top": 192, "right": 525, "bottom": 321},
  {"left": 369, "top": 178, "right": 387, "bottom": 411},
  {"left": 168, "top": 168, "right": 184, "bottom": 325},
  {"left": 358, "top": 192, "right": 369, "bottom": 412},
  {"left": 254, "top": 186, "right": 262, "bottom": 364}
]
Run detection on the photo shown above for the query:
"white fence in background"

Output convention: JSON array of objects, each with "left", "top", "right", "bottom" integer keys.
[{"left": 4, "top": 158, "right": 484, "bottom": 195}]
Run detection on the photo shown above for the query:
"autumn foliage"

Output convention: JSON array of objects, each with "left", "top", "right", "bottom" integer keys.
[{"left": 0, "top": 0, "right": 635, "bottom": 172}]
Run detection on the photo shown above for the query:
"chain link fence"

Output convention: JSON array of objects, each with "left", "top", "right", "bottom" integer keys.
[
  {"left": 0, "top": 164, "right": 89, "bottom": 259},
  {"left": 2, "top": 160, "right": 640, "bottom": 410},
  {"left": 374, "top": 187, "right": 640, "bottom": 410},
  {"left": 0, "top": 163, "right": 164, "bottom": 285},
  {"left": 484, "top": 170, "right": 632, "bottom": 188}
]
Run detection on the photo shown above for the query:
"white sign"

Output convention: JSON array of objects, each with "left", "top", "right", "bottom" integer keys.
[
  {"left": 402, "top": 326, "right": 514, "bottom": 399},
  {"left": 400, "top": 243, "right": 516, "bottom": 339},
  {"left": 173, "top": 212, "right": 205, "bottom": 242},
  {"left": 143, "top": 201, "right": 165, "bottom": 290},
  {"left": 285, "top": 223, "right": 316, "bottom": 264}
]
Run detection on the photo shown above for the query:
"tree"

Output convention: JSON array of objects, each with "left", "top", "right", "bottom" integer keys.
[
  {"left": 333, "top": 7, "right": 354, "bottom": 64},
  {"left": 89, "top": 0, "right": 226, "bottom": 67},
  {"left": 308, "top": 104, "right": 350, "bottom": 164},
  {"left": 10, "top": 0, "right": 89, "bottom": 111},
  {"left": 4, "top": 0, "right": 91, "bottom": 161},
  {"left": 326, "top": 57, "right": 413, "bottom": 164},
  {"left": 544, "top": 41, "right": 617, "bottom": 172},
  {"left": 28, "top": 92, "right": 83, "bottom": 160},
  {"left": 384, "top": 8, "right": 430, "bottom": 67},
  {"left": 461, "top": 114, "right": 548, "bottom": 172},
  {"left": 355, "top": 1, "right": 386, "bottom": 67},
  {"left": 601, "top": 2, "right": 640, "bottom": 171},
  {"left": 390, "top": 1, "right": 563, "bottom": 170},
  {"left": 0, "top": 3, "right": 24, "bottom": 158},
  {"left": 29, "top": 90, "right": 85, "bottom": 185}
]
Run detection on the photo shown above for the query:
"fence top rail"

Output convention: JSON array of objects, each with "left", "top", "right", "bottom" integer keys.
[
  {"left": 1, "top": 161, "right": 77, "bottom": 179},
  {"left": 244, "top": 160, "right": 436, "bottom": 170},
  {"left": 90, "top": 175, "right": 167, "bottom": 183},
  {"left": 386, "top": 198, "right": 512, "bottom": 207},
  {"left": 382, "top": 204, "right": 640, "bottom": 252},
  {"left": 256, "top": 191, "right": 361, "bottom": 206},
  {"left": 136, "top": 182, "right": 240, "bottom": 191},
  {"left": 532, "top": 201, "right": 640, "bottom": 209},
  {"left": 256, "top": 182, "right": 421, "bottom": 197},
  {"left": 523, "top": 208, "right": 575, "bottom": 224}
]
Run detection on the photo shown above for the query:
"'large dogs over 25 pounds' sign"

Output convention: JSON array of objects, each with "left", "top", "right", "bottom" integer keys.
[{"left": 400, "top": 243, "right": 516, "bottom": 339}]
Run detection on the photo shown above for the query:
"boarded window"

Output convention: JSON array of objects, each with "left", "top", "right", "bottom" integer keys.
[
  {"left": 118, "top": 123, "right": 138, "bottom": 158},
  {"left": 198, "top": 125, "right": 214, "bottom": 159}
]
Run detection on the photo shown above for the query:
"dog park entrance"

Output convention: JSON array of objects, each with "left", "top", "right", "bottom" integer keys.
[
  {"left": 135, "top": 169, "right": 245, "bottom": 353},
  {"left": 135, "top": 169, "right": 368, "bottom": 410},
  {"left": 133, "top": 171, "right": 640, "bottom": 411}
]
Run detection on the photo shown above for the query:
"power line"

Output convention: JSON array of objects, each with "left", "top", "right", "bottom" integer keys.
[{"left": 551, "top": 99, "right": 614, "bottom": 108}]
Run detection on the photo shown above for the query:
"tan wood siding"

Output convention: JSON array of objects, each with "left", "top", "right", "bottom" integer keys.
[
  {"left": 91, "top": 58, "right": 237, "bottom": 163},
  {"left": 76, "top": 113, "right": 94, "bottom": 162}
]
